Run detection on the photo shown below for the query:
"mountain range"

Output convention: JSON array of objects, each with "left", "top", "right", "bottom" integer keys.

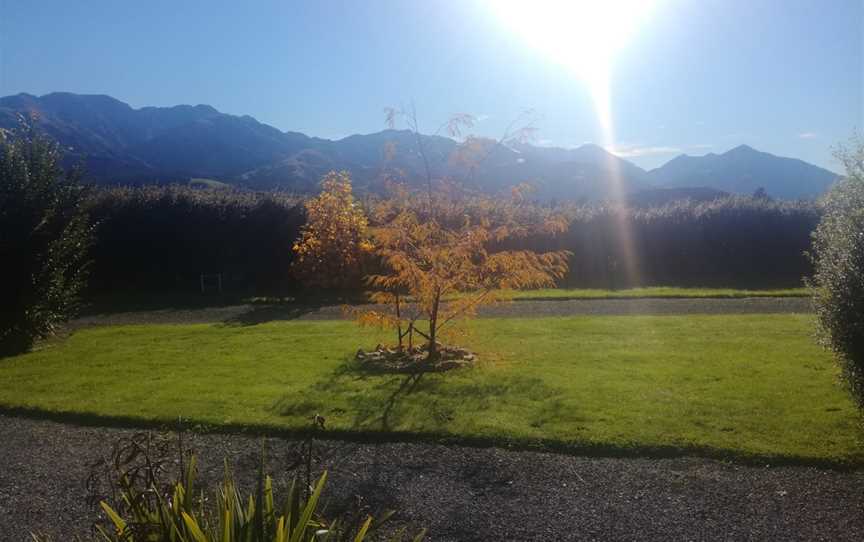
[{"left": 0, "top": 92, "right": 840, "bottom": 200}]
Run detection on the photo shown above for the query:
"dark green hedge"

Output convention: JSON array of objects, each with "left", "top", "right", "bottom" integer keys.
[
  {"left": 86, "top": 186, "right": 305, "bottom": 294},
  {"left": 85, "top": 187, "right": 820, "bottom": 295},
  {"left": 507, "top": 197, "right": 820, "bottom": 288}
]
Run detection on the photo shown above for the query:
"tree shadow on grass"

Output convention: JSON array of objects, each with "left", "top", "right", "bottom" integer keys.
[
  {"left": 221, "top": 303, "right": 336, "bottom": 326},
  {"left": 271, "top": 358, "right": 567, "bottom": 433},
  {"left": 224, "top": 289, "right": 381, "bottom": 326}
]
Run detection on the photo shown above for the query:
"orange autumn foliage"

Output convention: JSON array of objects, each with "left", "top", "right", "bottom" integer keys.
[
  {"left": 291, "top": 171, "right": 371, "bottom": 288},
  {"left": 363, "top": 181, "right": 571, "bottom": 359}
]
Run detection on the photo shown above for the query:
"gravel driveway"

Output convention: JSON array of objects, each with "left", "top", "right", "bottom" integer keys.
[
  {"left": 69, "top": 297, "right": 812, "bottom": 328},
  {"left": 1, "top": 414, "right": 861, "bottom": 542}
]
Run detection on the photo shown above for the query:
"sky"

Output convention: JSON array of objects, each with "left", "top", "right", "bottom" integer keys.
[{"left": 0, "top": 0, "right": 861, "bottom": 171}]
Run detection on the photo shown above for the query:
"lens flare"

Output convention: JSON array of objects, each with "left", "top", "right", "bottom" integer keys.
[
  {"left": 489, "top": 0, "right": 657, "bottom": 286},
  {"left": 489, "top": 0, "right": 656, "bottom": 132}
]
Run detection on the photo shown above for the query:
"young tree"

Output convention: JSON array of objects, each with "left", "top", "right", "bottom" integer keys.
[
  {"left": 363, "top": 182, "right": 570, "bottom": 361},
  {"left": 291, "top": 171, "right": 371, "bottom": 289},
  {"left": 384, "top": 105, "right": 538, "bottom": 199},
  {"left": 810, "top": 140, "right": 864, "bottom": 408},
  {"left": 384, "top": 104, "right": 476, "bottom": 205},
  {"left": 354, "top": 108, "right": 569, "bottom": 363},
  {"left": 0, "top": 128, "right": 94, "bottom": 355}
]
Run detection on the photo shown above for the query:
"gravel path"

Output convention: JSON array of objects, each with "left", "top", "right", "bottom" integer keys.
[
  {"left": 1, "top": 415, "right": 861, "bottom": 542},
  {"left": 70, "top": 297, "right": 812, "bottom": 328}
]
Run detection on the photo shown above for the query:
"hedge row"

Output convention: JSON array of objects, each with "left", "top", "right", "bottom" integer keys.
[
  {"left": 86, "top": 186, "right": 305, "bottom": 293},
  {"left": 84, "top": 187, "right": 820, "bottom": 294},
  {"left": 548, "top": 197, "right": 820, "bottom": 288}
]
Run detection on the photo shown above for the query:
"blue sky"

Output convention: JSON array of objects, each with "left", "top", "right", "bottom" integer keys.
[{"left": 0, "top": 0, "right": 861, "bottom": 170}]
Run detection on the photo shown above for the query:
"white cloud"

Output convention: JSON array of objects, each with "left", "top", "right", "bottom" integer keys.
[
  {"left": 606, "top": 142, "right": 717, "bottom": 158},
  {"left": 606, "top": 144, "right": 683, "bottom": 158},
  {"left": 475, "top": 114, "right": 491, "bottom": 122},
  {"left": 798, "top": 132, "right": 818, "bottom": 139}
]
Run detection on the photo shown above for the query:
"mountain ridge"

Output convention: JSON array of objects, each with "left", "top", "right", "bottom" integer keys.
[
  {"left": 648, "top": 143, "right": 838, "bottom": 199},
  {"left": 0, "top": 92, "right": 840, "bottom": 200}
]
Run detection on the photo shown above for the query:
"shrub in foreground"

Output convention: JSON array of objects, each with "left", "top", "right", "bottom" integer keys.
[
  {"left": 810, "top": 144, "right": 864, "bottom": 408},
  {"left": 33, "top": 432, "right": 424, "bottom": 541},
  {"left": 0, "top": 129, "right": 93, "bottom": 355}
]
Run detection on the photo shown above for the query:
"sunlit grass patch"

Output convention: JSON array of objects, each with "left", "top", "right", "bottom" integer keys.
[
  {"left": 485, "top": 286, "right": 809, "bottom": 301},
  {"left": 0, "top": 314, "right": 857, "bottom": 464}
]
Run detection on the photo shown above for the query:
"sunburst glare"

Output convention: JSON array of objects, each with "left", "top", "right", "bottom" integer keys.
[
  {"left": 488, "top": 0, "right": 656, "bottom": 141},
  {"left": 488, "top": 0, "right": 658, "bottom": 285}
]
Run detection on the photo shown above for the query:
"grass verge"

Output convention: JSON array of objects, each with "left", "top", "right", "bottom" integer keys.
[
  {"left": 497, "top": 287, "right": 809, "bottom": 301},
  {"left": 0, "top": 314, "right": 857, "bottom": 465},
  {"left": 82, "top": 287, "right": 808, "bottom": 315}
]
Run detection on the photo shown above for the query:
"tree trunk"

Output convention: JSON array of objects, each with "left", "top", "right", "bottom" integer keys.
[
  {"left": 395, "top": 292, "right": 403, "bottom": 350},
  {"left": 428, "top": 289, "right": 440, "bottom": 360}
]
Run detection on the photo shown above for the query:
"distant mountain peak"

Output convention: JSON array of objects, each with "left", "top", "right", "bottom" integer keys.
[
  {"left": 649, "top": 143, "right": 838, "bottom": 199},
  {"left": 576, "top": 142, "right": 607, "bottom": 152},
  {"left": 165, "top": 103, "right": 219, "bottom": 116},
  {"left": 42, "top": 91, "right": 130, "bottom": 106},
  {"left": 0, "top": 91, "right": 839, "bottom": 200},
  {"left": 569, "top": 143, "right": 628, "bottom": 163},
  {"left": 666, "top": 153, "right": 695, "bottom": 164},
  {"left": 726, "top": 143, "right": 759, "bottom": 154}
]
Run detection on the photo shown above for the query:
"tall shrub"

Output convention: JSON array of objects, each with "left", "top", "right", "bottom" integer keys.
[
  {"left": 0, "top": 130, "right": 93, "bottom": 355},
  {"left": 810, "top": 143, "right": 864, "bottom": 407},
  {"left": 291, "top": 171, "right": 371, "bottom": 289}
]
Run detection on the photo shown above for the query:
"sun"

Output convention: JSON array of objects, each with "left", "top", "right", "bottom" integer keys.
[
  {"left": 488, "top": 0, "right": 658, "bottom": 287},
  {"left": 488, "top": 0, "right": 657, "bottom": 134}
]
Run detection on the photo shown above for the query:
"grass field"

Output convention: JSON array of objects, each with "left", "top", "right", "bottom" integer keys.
[
  {"left": 83, "top": 287, "right": 809, "bottom": 315},
  {"left": 188, "top": 177, "right": 231, "bottom": 189},
  {"left": 0, "top": 314, "right": 858, "bottom": 464},
  {"left": 500, "top": 286, "right": 809, "bottom": 300}
]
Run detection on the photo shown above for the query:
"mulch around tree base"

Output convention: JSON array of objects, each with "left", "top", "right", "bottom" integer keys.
[{"left": 1, "top": 414, "right": 862, "bottom": 541}]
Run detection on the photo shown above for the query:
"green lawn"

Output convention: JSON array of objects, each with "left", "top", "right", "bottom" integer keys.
[
  {"left": 0, "top": 314, "right": 858, "bottom": 464},
  {"left": 497, "top": 286, "right": 809, "bottom": 301},
  {"left": 85, "top": 287, "right": 808, "bottom": 315},
  {"left": 188, "top": 177, "right": 231, "bottom": 189}
]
